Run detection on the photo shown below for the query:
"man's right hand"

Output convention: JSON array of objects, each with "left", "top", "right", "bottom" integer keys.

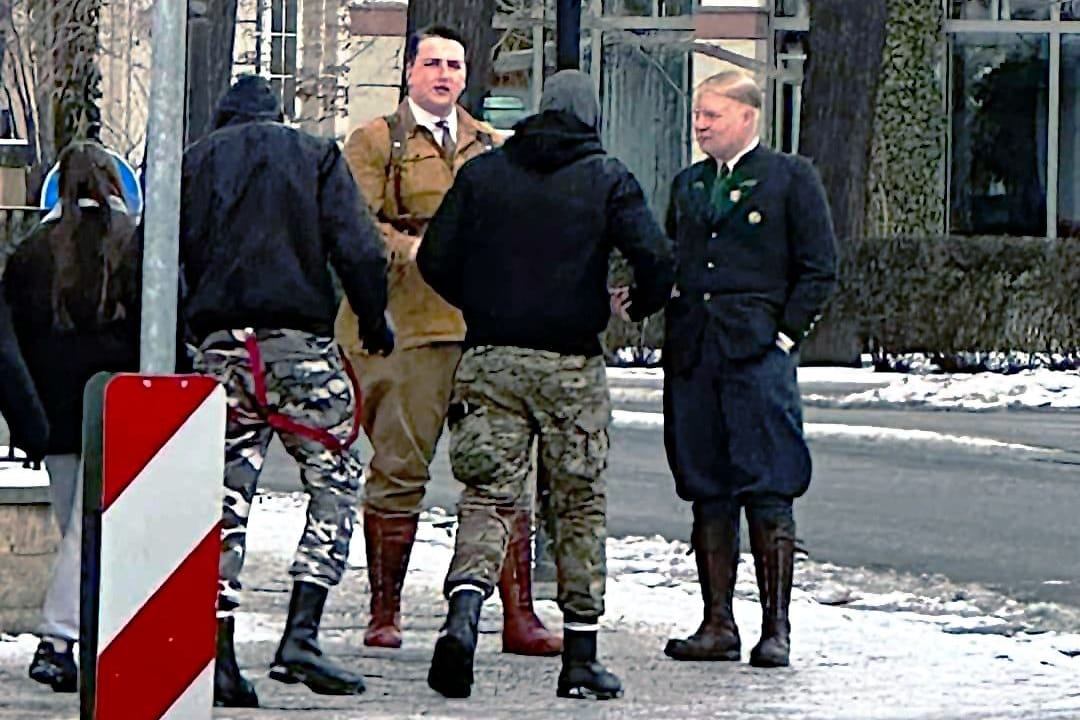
[{"left": 362, "top": 319, "right": 395, "bottom": 357}]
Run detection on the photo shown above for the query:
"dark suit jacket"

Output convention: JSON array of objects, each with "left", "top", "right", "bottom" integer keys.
[{"left": 662, "top": 144, "right": 837, "bottom": 373}]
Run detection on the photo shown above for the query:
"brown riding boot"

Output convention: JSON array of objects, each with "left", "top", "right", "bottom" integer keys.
[
  {"left": 664, "top": 511, "right": 741, "bottom": 661},
  {"left": 362, "top": 510, "right": 419, "bottom": 648},
  {"left": 499, "top": 508, "right": 562, "bottom": 656},
  {"left": 748, "top": 515, "right": 795, "bottom": 668}
]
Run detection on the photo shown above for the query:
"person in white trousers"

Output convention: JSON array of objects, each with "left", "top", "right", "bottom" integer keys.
[{"left": 2, "top": 140, "right": 141, "bottom": 692}]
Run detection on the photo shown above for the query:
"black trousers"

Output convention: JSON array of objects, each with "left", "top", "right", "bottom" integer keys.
[{"left": 663, "top": 331, "right": 810, "bottom": 511}]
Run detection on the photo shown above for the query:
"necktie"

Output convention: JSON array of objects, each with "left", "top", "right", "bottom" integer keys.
[
  {"left": 436, "top": 119, "right": 455, "bottom": 158},
  {"left": 710, "top": 163, "right": 732, "bottom": 212}
]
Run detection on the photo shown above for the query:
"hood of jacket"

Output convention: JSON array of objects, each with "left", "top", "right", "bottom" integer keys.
[{"left": 503, "top": 111, "right": 604, "bottom": 172}]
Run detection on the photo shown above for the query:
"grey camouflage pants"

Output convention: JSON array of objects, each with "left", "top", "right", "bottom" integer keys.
[
  {"left": 194, "top": 328, "right": 362, "bottom": 614},
  {"left": 445, "top": 345, "right": 610, "bottom": 620}
]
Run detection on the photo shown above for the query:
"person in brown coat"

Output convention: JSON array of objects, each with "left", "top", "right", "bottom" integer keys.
[{"left": 334, "top": 24, "right": 559, "bottom": 656}]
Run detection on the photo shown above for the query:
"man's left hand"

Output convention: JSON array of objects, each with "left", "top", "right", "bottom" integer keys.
[
  {"left": 609, "top": 286, "right": 632, "bottom": 321},
  {"left": 775, "top": 332, "right": 795, "bottom": 354}
]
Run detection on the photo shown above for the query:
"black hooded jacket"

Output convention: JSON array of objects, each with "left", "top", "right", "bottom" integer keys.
[
  {"left": 180, "top": 76, "right": 388, "bottom": 343},
  {"left": 418, "top": 110, "right": 675, "bottom": 356}
]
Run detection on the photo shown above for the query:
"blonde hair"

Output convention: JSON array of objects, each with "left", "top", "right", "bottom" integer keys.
[{"left": 695, "top": 71, "right": 763, "bottom": 110}]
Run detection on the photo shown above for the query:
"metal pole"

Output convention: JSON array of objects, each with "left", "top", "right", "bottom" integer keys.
[
  {"left": 556, "top": 0, "right": 581, "bottom": 70},
  {"left": 140, "top": 1, "right": 188, "bottom": 373}
]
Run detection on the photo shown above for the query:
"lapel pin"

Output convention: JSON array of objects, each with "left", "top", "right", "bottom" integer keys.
[
  {"left": 729, "top": 189, "right": 741, "bottom": 203},
  {"left": 748, "top": 210, "right": 762, "bottom": 225}
]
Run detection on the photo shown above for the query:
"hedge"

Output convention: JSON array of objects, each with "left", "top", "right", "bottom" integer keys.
[
  {"left": 604, "top": 235, "right": 1080, "bottom": 362},
  {"left": 833, "top": 235, "right": 1080, "bottom": 356}
]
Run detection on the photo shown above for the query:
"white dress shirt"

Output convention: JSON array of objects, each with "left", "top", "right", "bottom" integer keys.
[{"left": 407, "top": 97, "right": 458, "bottom": 147}]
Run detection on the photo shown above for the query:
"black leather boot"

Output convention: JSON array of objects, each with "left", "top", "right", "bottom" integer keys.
[
  {"left": 28, "top": 636, "right": 78, "bottom": 694},
  {"left": 664, "top": 510, "right": 741, "bottom": 661},
  {"left": 557, "top": 625, "right": 622, "bottom": 700},
  {"left": 269, "top": 581, "right": 365, "bottom": 694},
  {"left": 748, "top": 515, "right": 795, "bottom": 668},
  {"left": 428, "top": 587, "right": 484, "bottom": 698},
  {"left": 213, "top": 616, "right": 259, "bottom": 707}
]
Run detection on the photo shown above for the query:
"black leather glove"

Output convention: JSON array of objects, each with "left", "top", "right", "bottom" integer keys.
[{"left": 362, "top": 317, "right": 395, "bottom": 357}]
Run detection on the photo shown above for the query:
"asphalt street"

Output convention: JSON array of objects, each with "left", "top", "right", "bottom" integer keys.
[{"left": 258, "top": 403, "right": 1080, "bottom": 609}]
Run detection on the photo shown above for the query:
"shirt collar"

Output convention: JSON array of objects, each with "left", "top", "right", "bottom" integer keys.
[
  {"left": 407, "top": 97, "right": 457, "bottom": 144},
  {"left": 722, "top": 137, "right": 760, "bottom": 175}
]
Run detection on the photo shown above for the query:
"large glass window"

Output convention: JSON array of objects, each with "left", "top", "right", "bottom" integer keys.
[
  {"left": 949, "top": 33, "right": 1049, "bottom": 236},
  {"left": 950, "top": 0, "right": 1050, "bottom": 20},
  {"left": 268, "top": 0, "right": 299, "bottom": 119},
  {"left": 1060, "top": 37, "right": 1080, "bottom": 237}
]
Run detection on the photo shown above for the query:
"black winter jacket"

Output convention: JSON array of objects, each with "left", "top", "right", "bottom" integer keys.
[
  {"left": 3, "top": 209, "right": 140, "bottom": 455},
  {"left": 180, "top": 117, "right": 388, "bottom": 344},
  {"left": 0, "top": 285, "right": 48, "bottom": 459},
  {"left": 418, "top": 111, "right": 675, "bottom": 357}
]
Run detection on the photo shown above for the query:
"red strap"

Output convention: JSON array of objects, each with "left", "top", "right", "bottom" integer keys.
[{"left": 242, "top": 333, "right": 362, "bottom": 453}]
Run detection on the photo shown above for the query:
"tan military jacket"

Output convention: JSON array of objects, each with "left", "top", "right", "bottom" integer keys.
[{"left": 335, "top": 100, "right": 499, "bottom": 354}]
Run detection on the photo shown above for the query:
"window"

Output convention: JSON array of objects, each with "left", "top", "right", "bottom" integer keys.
[
  {"left": 772, "top": 33, "right": 805, "bottom": 153},
  {"left": 949, "top": 0, "right": 1050, "bottom": 20},
  {"left": 268, "top": 0, "right": 299, "bottom": 119},
  {"left": 949, "top": 33, "right": 1049, "bottom": 236},
  {"left": 1060, "top": 36, "right": 1080, "bottom": 236}
]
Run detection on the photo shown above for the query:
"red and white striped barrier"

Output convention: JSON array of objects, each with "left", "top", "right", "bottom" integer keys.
[{"left": 83, "top": 375, "right": 225, "bottom": 720}]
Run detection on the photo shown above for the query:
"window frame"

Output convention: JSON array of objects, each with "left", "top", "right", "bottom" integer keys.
[
  {"left": 944, "top": 1, "right": 1080, "bottom": 238},
  {"left": 264, "top": 0, "right": 300, "bottom": 120}
]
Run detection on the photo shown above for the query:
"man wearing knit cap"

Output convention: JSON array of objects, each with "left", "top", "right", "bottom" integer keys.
[
  {"left": 181, "top": 74, "right": 392, "bottom": 706},
  {"left": 419, "top": 69, "right": 674, "bottom": 701}
]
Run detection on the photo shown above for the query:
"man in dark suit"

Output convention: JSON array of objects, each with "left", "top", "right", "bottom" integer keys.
[{"left": 659, "top": 71, "right": 836, "bottom": 668}]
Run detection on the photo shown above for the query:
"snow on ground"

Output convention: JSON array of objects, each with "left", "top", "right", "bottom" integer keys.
[
  {"left": 0, "top": 447, "right": 48, "bottom": 487},
  {"left": 6, "top": 494, "right": 1080, "bottom": 716},
  {"left": 812, "top": 369, "right": 1080, "bottom": 410},
  {"left": 608, "top": 365, "right": 1080, "bottom": 411},
  {"left": 241, "top": 494, "right": 1080, "bottom": 659}
]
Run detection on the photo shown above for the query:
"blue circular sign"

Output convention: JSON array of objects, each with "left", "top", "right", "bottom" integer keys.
[{"left": 40, "top": 148, "right": 143, "bottom": 217}]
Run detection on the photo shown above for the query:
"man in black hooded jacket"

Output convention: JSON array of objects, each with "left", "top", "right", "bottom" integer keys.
[
  {"left": 180, "top": 74, "right": 392, "bottom": 706},
  {"left": 418, "top": 69, "right": 675, "bottom": 701}
]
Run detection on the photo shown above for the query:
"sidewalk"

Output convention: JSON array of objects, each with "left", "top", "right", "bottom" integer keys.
[{"left": 2, "top": 495, "right": 1080, "bottom": 719}]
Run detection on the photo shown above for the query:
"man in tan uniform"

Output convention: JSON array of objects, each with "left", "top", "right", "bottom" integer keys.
[{"left": 335, "top": 24, "right": 559, "bottom": 655}]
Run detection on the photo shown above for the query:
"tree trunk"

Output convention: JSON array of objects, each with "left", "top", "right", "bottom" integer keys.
[
  {"left": 297, "top": 0, "right": 325, "bottom": 133},
  {"left": 186, "top": 0, "right": 239, "bottom": 145},
  {"left": 52, "top": 0, "right": 103, "bottom": 153},
  {"left": 404, "top": 0, "right": 498, "bottom": 116},
  {"left": 797, "top": 0, "right": 888, "bottom": 365},
  {"left": 319, "top": 0, "right": 339, "bottom": 137}
]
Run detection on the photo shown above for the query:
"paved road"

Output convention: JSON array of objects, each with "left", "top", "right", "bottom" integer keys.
[{"left": 260, "top": 405, "right": 1080, "bottom": 609}]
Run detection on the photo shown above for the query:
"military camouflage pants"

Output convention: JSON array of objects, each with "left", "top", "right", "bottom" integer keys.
[
  {"left": 193, "top": 329, "right": 362, "bottom": 614},
  {"left": 445, "top": 346, "right": 610, "bottom": 620}
]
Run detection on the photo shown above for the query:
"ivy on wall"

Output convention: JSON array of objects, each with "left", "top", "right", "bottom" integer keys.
[{"left": 866, "top": 0, "right": 946, "bottom": 237}]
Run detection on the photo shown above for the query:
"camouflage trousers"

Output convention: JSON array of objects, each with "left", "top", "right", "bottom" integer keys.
[
  {"left": 193, "top": 328, "right": 363, "bottom": 614},
  {"left": 445, "top": 346, "right": 610, "bottom": 620}
]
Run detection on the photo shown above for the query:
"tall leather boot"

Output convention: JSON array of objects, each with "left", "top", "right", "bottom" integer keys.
[
  {"left": 498, "top": 507, "right": 562, "bottom": 656},
  {"left": 748, "top": 515, "right": 795, "bottom": 668},
  {"left": 363, "top": 510, "right": 419, "bottom": 648},
  {"left": 213, "top": 616, "right": 259, "bottom": 707},
  {"left": 664, "top": 510, "right": 741, "bottom": 661},
  {"left": 269, "top": 581, "right": 366, "bottom": 694},
  {"left": 428, "top": 587, "right": 484, "bottom": 698},
  {"left": 557, "top": 624, "right": 623, "bottom": 700}
]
